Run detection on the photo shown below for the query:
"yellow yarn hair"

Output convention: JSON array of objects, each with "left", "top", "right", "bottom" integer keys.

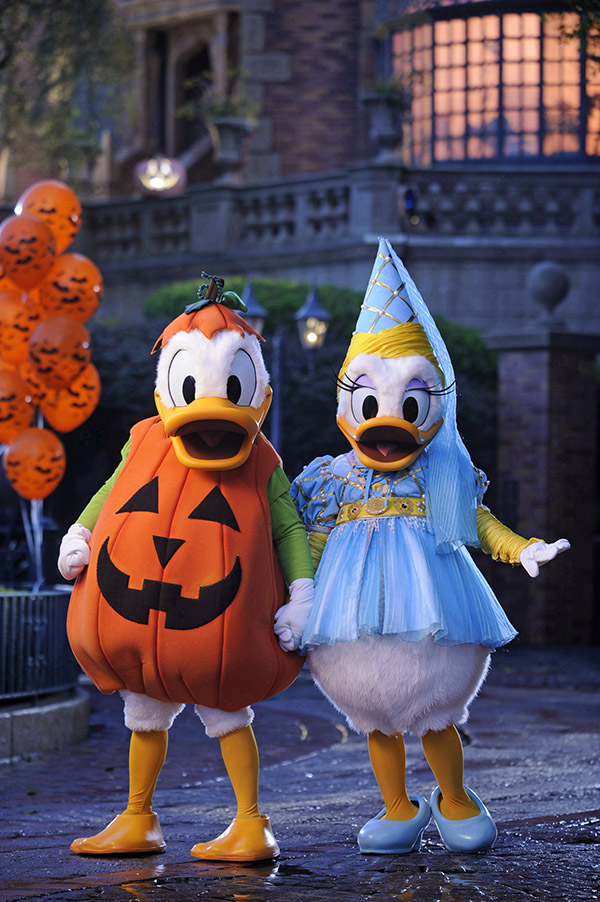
[{"left": 337, "top": 323, "right": 443, "bottom": 397}]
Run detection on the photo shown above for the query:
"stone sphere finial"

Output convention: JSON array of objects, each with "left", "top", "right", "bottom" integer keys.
[{"left": 526, "top": 261, "right": 570, "bottom": 318}]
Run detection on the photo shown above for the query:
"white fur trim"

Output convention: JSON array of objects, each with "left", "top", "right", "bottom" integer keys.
[
  {"left": 194, "top": 704, "right": 254, "bottom": 738},
  {"left": 307, "top": 635, "right": 490, "bottom": 737},
  {"left": 155, "top": 328, "right": 269, "bottom": 409},
  {"left": 338, "top": 353, "right": 444, "bottom": 432},
  {"left": 121, "top": 690, "right": 185, "bottom": 732}
]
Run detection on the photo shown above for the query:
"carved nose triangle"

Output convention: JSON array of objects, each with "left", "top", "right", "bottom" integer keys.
[{"left": 153, "top": 535, "right": 185, "bottom": 568}]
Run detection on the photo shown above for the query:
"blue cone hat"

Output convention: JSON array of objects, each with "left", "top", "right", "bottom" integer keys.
[{"left": 355, "top": 238, "right": 479, "bottom": 553}]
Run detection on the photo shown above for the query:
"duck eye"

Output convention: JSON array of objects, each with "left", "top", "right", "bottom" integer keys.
[
  {"left": 351, "top": 385, "right": 379, "bottom": 423},
  {"left": 168, "top": 349, "right": 196, "bottom": 407},
  {"left": 227, "top": 349, "right": 257, "bottom": 406},
  {"left": 402, "top": 389, "right": 430, "bottom": 427}
]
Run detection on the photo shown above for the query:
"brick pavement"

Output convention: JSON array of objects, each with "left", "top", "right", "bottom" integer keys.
[{"left": 0, "top": 645, "right": 599, "bottom": 902}]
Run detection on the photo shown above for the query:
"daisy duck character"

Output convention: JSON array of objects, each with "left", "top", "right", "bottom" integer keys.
[
  {"left": 291, "top": 239, "right": 569, "bottom": 854},
  {"left": 58, "top": 276, "right": 314, "bottom": 861}
]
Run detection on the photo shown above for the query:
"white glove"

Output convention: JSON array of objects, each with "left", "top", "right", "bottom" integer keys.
[
  {"left": 58, "top": 523, "right": 92, "bottom": 580},
  {"left": 273, "top": 577, "right": 314, "bottom": 651},
  {"left": 520, "top": 538, "right": 570, "bottom": 578}
]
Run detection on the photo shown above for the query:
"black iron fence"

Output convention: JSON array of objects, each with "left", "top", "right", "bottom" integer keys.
[{"left": 0, "top": 589, "right": 80, "bottom": 702}]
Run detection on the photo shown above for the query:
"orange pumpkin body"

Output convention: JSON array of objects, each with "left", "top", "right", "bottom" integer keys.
[{"left": 67, "top": 417, "right": 302, "bottom": 710}]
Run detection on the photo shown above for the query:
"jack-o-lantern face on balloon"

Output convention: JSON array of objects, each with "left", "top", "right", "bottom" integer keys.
[
  {"left": 0, "top": 214, "right": 56, "bottom": 290},
  {"left": 29, "top": 315, "right": 91, "bottom": 389},
  {"left": 37, "top": 253, "right": 103, "bottom": 322},
  {"left": 15, "top": 180, "right": 81, "bottom": 256},
  {"left": 41, "top": 363, "right": 101, "bottom": 432},
  {"left": 2, "top": 426, "right": 66, "bottom": 500},
  {"left": 0, "top": 289, "right": 41, "bottom": 365},
  {"left": 0, "top": 369, "right": 34, "bottom": 443}
]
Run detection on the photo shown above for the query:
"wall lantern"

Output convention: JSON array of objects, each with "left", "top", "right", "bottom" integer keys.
[
  {"left": 294, "top": 285, "right": 331, "bottom": 350},
  {"left": 134, "top": 156, "right": 187, "bottom": 196}
]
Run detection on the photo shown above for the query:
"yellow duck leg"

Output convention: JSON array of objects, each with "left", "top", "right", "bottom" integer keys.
[
  {"left": 70, "top": 730, "right": 168, "bottom": 854},
  {"left": 368, "top": 731, "right": 419, "bottom": 820},
  {"left": 421, "top": 725, "right": 481, "bottom": 819},
  {"left": 190, "top": 724, "right": 280, "bottom": 862}
]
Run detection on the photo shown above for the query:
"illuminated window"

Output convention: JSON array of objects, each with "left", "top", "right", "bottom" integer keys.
[{"left": 390, "top": 7, "right": 600, "bottom": 164}]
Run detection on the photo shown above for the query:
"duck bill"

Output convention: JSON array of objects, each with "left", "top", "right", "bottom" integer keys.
[
  {"left": 155, "top": 386, "right": 272, "bottom": 470},
  {"left": 337, "top": 414, "right": 442, "bottom": 471}
]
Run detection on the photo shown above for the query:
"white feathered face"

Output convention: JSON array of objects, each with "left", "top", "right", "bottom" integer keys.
[
  {"left": 336, "top": 353, "right": 445, "bottom": 470},
  {"left": 154, "top": 328, "right": 272, "bottom": 470}
]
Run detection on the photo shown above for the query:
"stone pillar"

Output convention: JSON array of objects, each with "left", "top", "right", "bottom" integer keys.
[{"left": 487, "top": 262, "right": 599, "bottom": 644}]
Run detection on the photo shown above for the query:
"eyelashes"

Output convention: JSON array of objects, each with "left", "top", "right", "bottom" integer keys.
[{"left": 335, "top": 371, "right": 456, "bottom": 397}]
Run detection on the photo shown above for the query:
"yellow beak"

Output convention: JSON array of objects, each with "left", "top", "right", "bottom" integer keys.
[
  {"left": 336, "top": 413, "right": 442, "bottom": 471},
  {"left": 155, "top": 386, "right": 272, "bottom": 470}
]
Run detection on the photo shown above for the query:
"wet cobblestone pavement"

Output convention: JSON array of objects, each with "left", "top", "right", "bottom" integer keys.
[{"left": 1, "top": 646, "right": 599, "bottom": 902}]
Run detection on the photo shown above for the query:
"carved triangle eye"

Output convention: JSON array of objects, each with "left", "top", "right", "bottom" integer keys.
[
  {"left": 189, "top": 486, "right": 240, "bottom": 531},
  {"left": 117, "top": 476, "right": 159, "bottom": 514}
]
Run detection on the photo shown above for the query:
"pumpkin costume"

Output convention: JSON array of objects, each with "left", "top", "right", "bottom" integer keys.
[{"left": 59, "top": 279, "right": 314, "bottom": 860}]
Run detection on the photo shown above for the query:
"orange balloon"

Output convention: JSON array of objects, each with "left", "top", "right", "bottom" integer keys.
[
  {"left": 17, "top": 357, "right": 50, "bottom": 406},
  {"left": 3, "top": 426, "right": 66, "bottom": 500},
  {"left": 41, "top": 363, "right": 101, "bottom": 432},
  {"left": 0, "top": 369, "right": 34, "bottom": 443},
  {"left": 29, "top": 315, "right": 91, "bottom": 389},
  {"left": 0, "top": 289, "right": 41, "bottom": 365},
  {"left": 15, "top": 180, "right": 81, "bottom": 255},
  {"left": 37, "top": 252, "right": 103, "bottom": 322},
  {"left": 0, "top": 213, "right": 56, "bottom": 290}
]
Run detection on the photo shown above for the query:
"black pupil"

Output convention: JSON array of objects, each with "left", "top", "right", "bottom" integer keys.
[
  {"left": 183, "top": 375, "right": 195, "bottom": 405},
  {"left": 403, "top": 396, "right": 419, "bottom": 423},
  {"left": 362, "top": 395, "right": 378, "bottom": 420},
  {"left": 227, "top": 375, "right": 242, "bottom": 404}
]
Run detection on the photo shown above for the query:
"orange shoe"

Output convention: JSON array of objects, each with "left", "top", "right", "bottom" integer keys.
[
  {"left": 190, "top": 814, "right": 280, "bottom": 862},
  {"left": 70, "top": 812, "right": 166, "bottom": 855}
]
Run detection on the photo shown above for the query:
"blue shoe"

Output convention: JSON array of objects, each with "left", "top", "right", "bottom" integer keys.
[
  {"left": 357, "top": 795, "right": 431, "bottom": 854},
  {"left": 429, "top": 786, "right": 497, "bottom": 853}
]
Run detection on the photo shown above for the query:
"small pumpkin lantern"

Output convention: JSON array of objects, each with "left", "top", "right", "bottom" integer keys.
[
  {"left": 0, "top": 369, "right": 34, "bottom": 443},
  {"left": 41, "top": 363, "right": 101, "bottom": 432},
  {"left": 15, "top": 179, "right": 82, "bottom": 255},
  {"left": 2, "top": 426, "right": 66, "bottom": 500},
  {"left": 37, "top": 253, "right": 103, "bottom": 322},
  {"left": 29, "top": 314, "right": 91, "bottom": 389},
  {"left": 0, "top": 288, "right": 41, "bottom": 365},
  {"left": 0, "top": 213, "right": 56, "bottom": 290}
]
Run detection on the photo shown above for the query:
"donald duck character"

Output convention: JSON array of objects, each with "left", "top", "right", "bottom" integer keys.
[
  {"left": 58, "top": 275, "right": 314, "bottom": 861},
  {"left": 291, "top": 239, "right": 569, "bottom": 854}
]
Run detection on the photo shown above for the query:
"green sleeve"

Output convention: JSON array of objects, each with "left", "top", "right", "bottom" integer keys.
[
  {"left": 78, "top": 437, "right": 132, "bottom": 531},
  {"left": 267, "top": 466, "right": 314, "bottom": 586}
]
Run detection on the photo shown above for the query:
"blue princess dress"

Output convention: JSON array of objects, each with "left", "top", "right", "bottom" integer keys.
[{"left": 291, "top": 451, "right": 517, "bottom": 737}]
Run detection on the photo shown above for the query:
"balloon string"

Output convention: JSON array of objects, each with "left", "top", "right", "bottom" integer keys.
[{"left": 30, "top": 499, "right": 44, "bottom": 591}]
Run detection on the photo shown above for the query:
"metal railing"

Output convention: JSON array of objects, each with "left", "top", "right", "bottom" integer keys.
[{"left": 0, "top": 589, "right": 80, "bottom": 702}]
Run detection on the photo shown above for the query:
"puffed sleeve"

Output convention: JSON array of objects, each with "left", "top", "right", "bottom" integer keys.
[{"left": 290, "top": 455, "right": 339, "bottom": 534}]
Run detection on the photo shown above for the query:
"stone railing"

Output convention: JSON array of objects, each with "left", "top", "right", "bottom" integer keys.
[{"left": 75, "top": 163, "right": 598, "bottom": 275}]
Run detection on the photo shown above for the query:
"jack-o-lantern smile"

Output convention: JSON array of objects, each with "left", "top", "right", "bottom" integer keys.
[
  {"left": 96, "top": 479, "right": 244, "bottom": 630},
  {"left": 97, "top": 538, "right": 241, "bottom": 630}
]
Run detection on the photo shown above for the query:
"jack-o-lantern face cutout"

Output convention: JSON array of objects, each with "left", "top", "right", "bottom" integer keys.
[
  {"left": 15, "top": 180, "right": 81, "bottom": 255},
  {"left": 0, "top": 289, "right": 41, "bottom": 365},
  {"left": 40, "top": 363, "right": 100, "bottom": 432},
  {"left": 29, "top": 315, "right": 91, "bottom": 389},
  {"left": 3, "top": 426, "right": 66, "bottom": 500},
  {"left": 0, "top": 370, "right": 34, "bottom": 443},
  {"left": 37, "top": 253, "right": 103, "bottom": 322},
  {"left": 0, "top": 214, "right": 56, "bottom": 290},
  {"left": 98, "top": 480, "right": 242, "bottom": 630}
]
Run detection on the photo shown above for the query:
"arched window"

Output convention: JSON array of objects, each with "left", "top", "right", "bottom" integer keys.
[{"left": 388, "top": 6, "right": 600, "bottom": 164}]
